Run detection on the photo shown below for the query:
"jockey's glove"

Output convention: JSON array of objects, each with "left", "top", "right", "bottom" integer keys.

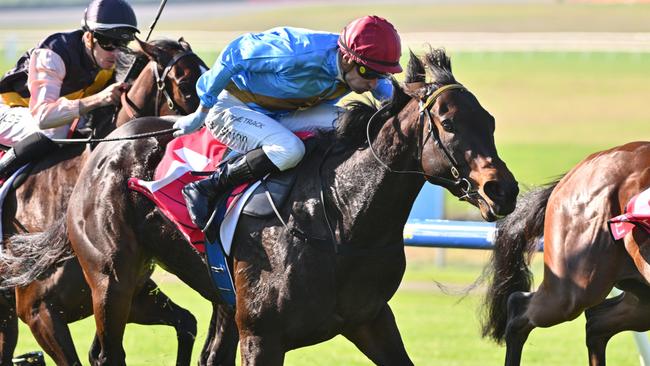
[{"left": 173, "top": 107, "right": 208, "bottom": 137}]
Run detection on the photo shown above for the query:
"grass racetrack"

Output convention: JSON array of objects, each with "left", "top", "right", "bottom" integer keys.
[
  {"left": 11, "top": 259, "right": 640, "bottom": 365},
  {"left": 2, "top": 1, "right": 650, "bottom": 365}
]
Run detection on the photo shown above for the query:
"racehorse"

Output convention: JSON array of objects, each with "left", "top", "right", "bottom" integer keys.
[
  {"left": 481, "top": 141, "right": 650, "bottom": 366},
  {"left": 0, "top": 37, "right": 207, "bottom": 366},
  {"left": 11, "top": 48, "right": 519, "bottom": 365}
]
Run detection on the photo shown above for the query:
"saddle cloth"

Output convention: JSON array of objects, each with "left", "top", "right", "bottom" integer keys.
[
  {"left": 128, "top": 127, "right": 244, "bottom": 253},
  {"left": 608, "top": 187, "right": 650, "bottom": 240},
  {"left": 128, "top": 127, "right": 313, "bottom": 254}
]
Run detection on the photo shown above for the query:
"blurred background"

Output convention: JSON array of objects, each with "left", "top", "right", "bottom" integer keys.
[{"left": 1, "top": 0, "right": 649, "bottom": 365}]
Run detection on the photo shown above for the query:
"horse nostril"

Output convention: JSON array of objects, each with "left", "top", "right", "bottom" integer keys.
[{"left": 484, "top": 180, "right": 506, "bottom": 201}]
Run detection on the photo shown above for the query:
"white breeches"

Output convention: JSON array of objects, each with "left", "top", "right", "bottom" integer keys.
[{"left": 204, "top": 91, "right": 342, "bottom": 171}]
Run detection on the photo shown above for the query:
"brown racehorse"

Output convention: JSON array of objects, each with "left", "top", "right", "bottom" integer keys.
[
  {"left": 10, "top": 48, "right": 519, "bottom": 365},
  {"left": 0, "top": 38, "right": 206, "bottom": 366},
  {"left": 482, "top": 141, "right": 650, "bottom": 366}
]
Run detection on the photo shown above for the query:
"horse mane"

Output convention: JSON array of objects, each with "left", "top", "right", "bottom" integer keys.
[{"left": 336, "top": 47, "right": 456, "bottom": 147}]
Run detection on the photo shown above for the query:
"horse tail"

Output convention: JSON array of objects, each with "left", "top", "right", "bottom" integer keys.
[
  {"left": 0, "top": 218, "right": 72, "bottom": 288},
  {"left": 480, "top": 181, "right": 558, "bottom": 343}
]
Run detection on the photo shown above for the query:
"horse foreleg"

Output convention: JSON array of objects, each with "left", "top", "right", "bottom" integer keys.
[
  {"left": 0, "top": 289, "right": 17, "bottom": 366},
  {"left": 15, "top": 290, "right": 81, "bottom": 366},
  {"left": 342, "top": 303, "right": 413, "bottom": 366},
  {"left": 126, "top": 278, "right": 197, "bottom": 366},
  {"left": 585, "top": 291, "right": 650, "bottom": 366},
  {"left": 199, "top": 303, "right": 238, "bottom": 366}
]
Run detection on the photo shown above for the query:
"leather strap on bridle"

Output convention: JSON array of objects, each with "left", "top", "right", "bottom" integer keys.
[{"left": 152, "top": 50, "right": 197, "bottom": 116}]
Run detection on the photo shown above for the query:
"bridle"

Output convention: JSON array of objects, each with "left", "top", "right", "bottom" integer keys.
[
  {"left": 121, "top": 50, "right": 200, "bottom": 119},
  {"left": 366, "top": 83, "right": 482, "bottom": 203}
]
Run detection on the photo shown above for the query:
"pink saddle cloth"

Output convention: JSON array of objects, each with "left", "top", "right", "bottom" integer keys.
[{"left": 609, "top": 187, "right": 650, "bottom": 240}]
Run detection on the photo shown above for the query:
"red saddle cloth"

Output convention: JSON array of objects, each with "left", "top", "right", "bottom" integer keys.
[
  {"left": 128, "top": 128, "right": 315, "bottom": 253},
  {"left": 609, "top": 187, "right": 650, "bottom": 241},
  {"left": 128, "top": 127, "right": 238, "bottom": 252}
]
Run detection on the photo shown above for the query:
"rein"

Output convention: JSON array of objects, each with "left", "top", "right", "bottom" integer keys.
[
  {"left": 51, "top": 128, "right": 179, "bottom": 144},
  {"left": 313, "top": 84, "right": 475, "bottom": 256}
]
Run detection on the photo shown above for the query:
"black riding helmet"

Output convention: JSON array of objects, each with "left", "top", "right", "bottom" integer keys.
[{"left": 82, "top": 0, "right": 139, "bottom": 43}]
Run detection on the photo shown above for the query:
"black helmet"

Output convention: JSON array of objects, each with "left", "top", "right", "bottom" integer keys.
[{"left": 82, "top": 0, "right": 139, "bottom": 41}]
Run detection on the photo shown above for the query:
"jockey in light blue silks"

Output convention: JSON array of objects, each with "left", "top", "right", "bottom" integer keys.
[
  {"left": 172, "top": 15, "right": 404, "bottom": 230},
  {"left": 0, "top": 0, "right": 138, "bottom": 180}
]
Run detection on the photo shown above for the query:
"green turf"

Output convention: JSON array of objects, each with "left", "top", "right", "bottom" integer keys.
[{"left": 11, "top": 262, "right": 642, "bottom": 366}]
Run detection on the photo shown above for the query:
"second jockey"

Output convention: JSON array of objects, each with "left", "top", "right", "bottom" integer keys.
[
  {"left": 0, "top": 0, "right": 139, "bottom": 180},
  {"left": 173, "top": 15, "right": 403, "bottom": 230}
]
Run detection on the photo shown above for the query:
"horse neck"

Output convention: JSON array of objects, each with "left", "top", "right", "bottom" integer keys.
[
  {"left": 329, "top": 101, "right": 425, "bottom": 243},
  {"left": 115, "top": 62, "right": 158, "bottom": 126}
]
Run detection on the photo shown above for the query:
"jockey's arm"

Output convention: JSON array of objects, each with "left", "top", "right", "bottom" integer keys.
[
  {"left": 27, "top": 49, "right": 122, "bottom": 129},
  {"left": 197, "top": 32, "right": 298, "bottom": 109}
]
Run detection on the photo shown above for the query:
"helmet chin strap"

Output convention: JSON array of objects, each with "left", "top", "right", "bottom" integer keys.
[{"left": 87, "top": 35, "right": 101, "bottom": 69}]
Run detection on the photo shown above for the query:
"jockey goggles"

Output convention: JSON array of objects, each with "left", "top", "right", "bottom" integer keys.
[
  {"left": 94, "top": 33, "right": 130, "bottom": 51},
  {"left": 357, "top": 64, "right": 389, "bottom": 80}
]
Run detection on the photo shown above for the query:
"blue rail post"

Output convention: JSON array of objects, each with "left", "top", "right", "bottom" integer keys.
[
  {"left": 408, "top": 184, "right": 445, "bottom": 221},
  {"left": 408, "top": 184, "right": 446, "bottom": 266}
]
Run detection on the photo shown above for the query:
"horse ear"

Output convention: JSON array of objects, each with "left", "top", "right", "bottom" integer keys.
[
  {"left": 135, "top": 37, "right": 161, "bottom": 61},
  {"left": 405, "top": 49, "right": 426, "bottom": 85},
  {"left": 178, "top": 37, "right": 192, "bottom": 51}
]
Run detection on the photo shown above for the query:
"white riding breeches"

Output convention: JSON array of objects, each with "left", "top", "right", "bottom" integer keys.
[
  {"left": 204, "top": 91, "right": 342, "bottom": 171},
  {"left": 0, "top": 103, "right": 81, "bottom": 146}
]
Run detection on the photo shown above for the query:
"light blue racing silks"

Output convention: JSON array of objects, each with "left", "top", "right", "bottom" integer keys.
[{"left": 197, "top": 27, "right": 393, "bottom": 115}]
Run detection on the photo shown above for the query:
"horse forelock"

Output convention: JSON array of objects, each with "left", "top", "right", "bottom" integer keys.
[
  {"left": 405, "top": 46, "right": 456, "bottom": 89},
  {"left": 423, "top": 46, "right": 456, "bottom": 87}
]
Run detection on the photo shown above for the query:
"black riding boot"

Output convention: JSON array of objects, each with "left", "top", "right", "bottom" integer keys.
[
  {"left": 182, "top": 148, "right": 279, "bottom": 230},
  {"left": 0, "top": 132, "right": 58, "bottom": 181}
]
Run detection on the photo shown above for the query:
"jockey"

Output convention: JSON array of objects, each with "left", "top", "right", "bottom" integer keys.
[
  {"left": 173, "top": 15, "right": 403, "bottom": 230},
  {"left": 0, "top": 0, "right": 139, "bottom": 180}
]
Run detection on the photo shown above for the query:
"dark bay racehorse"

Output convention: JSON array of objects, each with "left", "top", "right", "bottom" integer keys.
[
  {"left": 13, "top": 48, "right": 518, "bottom": 365},
  {"left": 0, "top": 38, "right": 206, "bottom": 366},
  {"left": 482, "top": 142, "right": 650, "bottom": 366}
]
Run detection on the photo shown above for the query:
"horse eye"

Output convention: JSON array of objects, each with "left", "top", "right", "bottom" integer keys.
[{"left": 441, "top": 118, "right": 454, "bottom": 133}]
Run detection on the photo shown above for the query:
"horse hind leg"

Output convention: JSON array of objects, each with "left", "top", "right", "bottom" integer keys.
[
  {"left": 125, "top": 279, "right": 197, "bottom": 366},
  {"left": 342, "top": 303, "right": 413, "bottom": 366},
  {"left": 16, "top": 295, "right": 81, "bottom": 365},
  {"left": 585, "top": 290, "right": 650, "bottom": 366}
]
